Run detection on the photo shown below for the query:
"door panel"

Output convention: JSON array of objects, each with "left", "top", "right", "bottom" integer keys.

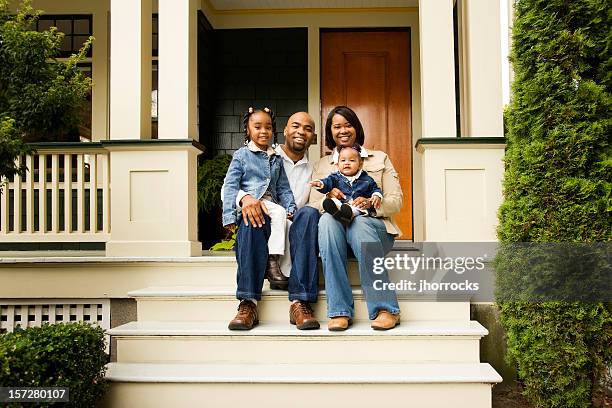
[{"left": 321, "top": 30, "right": 413, "bottom": 239}]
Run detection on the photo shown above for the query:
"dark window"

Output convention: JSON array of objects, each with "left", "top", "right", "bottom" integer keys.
[{"left": 36, "top": 15, "right": 93, "bottom": 58}]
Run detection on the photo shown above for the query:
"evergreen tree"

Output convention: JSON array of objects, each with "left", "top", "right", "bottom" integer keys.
[
  {"left": 497, "top": 0, "right": 611, "bottom": 406},
  {"left": 0, "top": 0, "right": 91, "bottom": 181}
]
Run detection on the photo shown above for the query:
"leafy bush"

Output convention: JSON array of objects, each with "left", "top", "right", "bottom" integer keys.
[
  {"left": 0, "top": 0, "right": 92, "bottom": 181},
  {"left": 0, "top": 323, "right": 108, "bottom": 407},
  {"left": 197, "top": 154, "right": 232, "bottom": 213},
  {"left": 0, "top": 117, "right": 32, "bottom": 183},
  {"left": 496, "top": 0, "right": 612, "bottom": 406},
  {"left": 210, "top": 225, "right": 236, "bottom": 251}
]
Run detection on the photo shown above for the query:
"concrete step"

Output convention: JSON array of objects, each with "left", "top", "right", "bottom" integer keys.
[
  {"left": 130, "top": 286, "right": 470, "bottom": 322},
  {"left": 102, "top": 362, "right": 502, "bottom": 408},
  {"left": 110, "top": 320, "right": 487, "bottom": 364}
]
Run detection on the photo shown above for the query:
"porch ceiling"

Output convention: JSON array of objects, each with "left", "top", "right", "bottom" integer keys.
[{"left": 208, "top": 0, "right": 418, "bottom": 10}]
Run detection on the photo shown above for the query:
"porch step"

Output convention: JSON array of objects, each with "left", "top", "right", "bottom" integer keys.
[
  {"left": 110, "top": 320, "right": 487, "bottom": 364},
  {"left": 130, "top": 286, "right": 470, "bottom": 322},
  {"left": 102, "top": 362, "right": 502, "bottom": 408}
]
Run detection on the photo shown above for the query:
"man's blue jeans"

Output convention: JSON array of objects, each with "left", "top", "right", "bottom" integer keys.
[
  {"left": 318, "top": 213, "right": 400, "bottom": 320},
  {"left": 235, "top": 214, "right": 271, "bottom": 300},
  {"left": 288, "top": 206, "right": 320, "bottom": 302}
]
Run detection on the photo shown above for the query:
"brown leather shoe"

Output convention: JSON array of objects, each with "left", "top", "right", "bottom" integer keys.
[
  {"left": 266, "top": 255, "right": 288, "bottom": 290},
  {"left": 289, "top": 301, "right": 320, "bottom": 330},
  {"left": 371, "top": 311, "right": 400, "bottom": 330},
  {"left": 228, "top": 300, "right": 259, "bottom": 330},
  {"left": 327, "top": 316, "right": 352, "bottom": 331}
]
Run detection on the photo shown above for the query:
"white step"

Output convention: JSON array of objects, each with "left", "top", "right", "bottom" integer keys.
[
  {"left": 103, "top": 362, "right": 502, "bottom": 408},
  {"left": 130, "top": 286, "right": 471, "bottom": 322},
  {"left": 110, "top": 320, "right": 487, "bottom": 364}
]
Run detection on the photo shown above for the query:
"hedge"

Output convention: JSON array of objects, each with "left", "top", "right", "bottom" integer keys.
[
  {"left": 496, "top": 0, "right": 611, "bottom": 407},
  {"left": 0, "top": 323, "right": 108, "bottom": 407}
]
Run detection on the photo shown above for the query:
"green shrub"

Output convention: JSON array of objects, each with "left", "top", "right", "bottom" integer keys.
[
  {"left": 197, "top": 154, "right": 232, "bottom": 213},
  {"left": 0, "top": 323, "right": 108, "bottom": 407},
  {"left": 496, "top": 0, "right": 612, "bottom": 406},
  {"left": 0, "top": 0, "right": 92, "bottom": 181}
]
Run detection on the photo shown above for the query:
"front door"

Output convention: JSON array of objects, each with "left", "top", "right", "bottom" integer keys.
[{"left": 321, "top": 30, "right": 413, "bottom": 239}]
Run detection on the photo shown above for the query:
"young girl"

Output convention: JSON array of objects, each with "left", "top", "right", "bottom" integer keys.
[{"left": 222, "top": 107, "right": 296, "bottom": 330}]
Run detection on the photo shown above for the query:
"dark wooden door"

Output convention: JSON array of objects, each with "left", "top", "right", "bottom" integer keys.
[{"left": 321, "top": 30, "right": 413, "bottom": 239}]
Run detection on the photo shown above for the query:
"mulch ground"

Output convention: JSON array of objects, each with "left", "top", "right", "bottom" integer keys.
[{"left": 493, "top": 382, "right": 612, "bottom": 408}]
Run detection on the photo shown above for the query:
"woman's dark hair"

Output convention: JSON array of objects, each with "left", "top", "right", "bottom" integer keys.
[
  {"left": 242, "top": 107, "right": 277, "bottom": 145},
  {"left": 324, "top": 106, "right": 365, "bottom": 149}
]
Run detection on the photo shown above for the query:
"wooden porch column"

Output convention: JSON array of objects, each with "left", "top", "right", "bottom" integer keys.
[
  {"left": 418, "top": 0, "right": 457, "bottom": 138},
  {"left": 462, "top": 0, "right": 504, "bottom": 137},
  {"left": 109, "top": 0, "right": 152, "bottom": 140},
  {"left": 157, "top": 0, "right": 199, "bottom": 140}
]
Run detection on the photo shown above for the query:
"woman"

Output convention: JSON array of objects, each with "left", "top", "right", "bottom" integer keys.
[{"left": 309, "top": 106, "right": 403, "bottom": 331}]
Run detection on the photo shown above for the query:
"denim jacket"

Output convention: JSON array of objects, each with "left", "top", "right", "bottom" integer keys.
[
  {"left": 316, "top": 170, "right": 382, "bottom": 202},
  {"left": 222, "top": 144, "right": 296, "bottom": 226}
]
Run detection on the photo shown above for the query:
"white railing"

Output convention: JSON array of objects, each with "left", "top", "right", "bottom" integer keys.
[{"left": 0, "top": 143, "right": 110, "bottom": 242}]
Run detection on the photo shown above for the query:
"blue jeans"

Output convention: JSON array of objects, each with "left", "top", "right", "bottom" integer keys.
[
  {"left": 288, "top": 206, "right": 320, "bottom": 302},
  {"left": 318, "top": 213, "right": 400, "bottom": 320},
  {"left": 235, "top": 214, "right": 271, "bottom": 300}
]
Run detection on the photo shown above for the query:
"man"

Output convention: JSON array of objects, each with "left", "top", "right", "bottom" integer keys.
[{"left": 229, "top": 112, "right": 321, "bottom": 330}]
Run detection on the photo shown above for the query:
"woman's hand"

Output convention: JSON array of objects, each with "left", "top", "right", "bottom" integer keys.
[
  {"left": 352, "top": 197, "right": 371, "bottom": 210},
  {"left": 326, "top": 188, "right": 346, "bottom": 200}
]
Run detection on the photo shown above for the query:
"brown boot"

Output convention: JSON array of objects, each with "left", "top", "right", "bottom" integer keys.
[
  {"left": 266, "top": 255, "right": 288, "bottom": 290},
  {"left": 289, "top": 301, "right": 320, "bottom": 330},
  {"left": 327, "top": 316, "right": 352, "bottom": 331},
  {"left": 371, "top": 311, "right": 400, "bottom": 330},
  {"left": 228, "top": 300, "right": 259, "bottom": 330}
]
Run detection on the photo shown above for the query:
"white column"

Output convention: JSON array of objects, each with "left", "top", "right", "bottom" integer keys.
[
  {"left": 463, "top": 0, "right": 504, "bottom": 137},
  {"left": 109, "top": 0, "right": 152, "bottom": 140},
  {"left": 158, "top": 0, "right": 198, "bottom": 140},
  {"left": 418, "top": 0, "right": 457, "bottom": 138}
]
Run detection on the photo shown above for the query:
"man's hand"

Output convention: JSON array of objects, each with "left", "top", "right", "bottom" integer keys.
[
  {"left": 352, "top": 197, "right": 371, "bottom": 210},
  {"left": 370, "top": 195, "right": 382, "bottom": 209},
  {"left": 240, "top": 194, "right": 269, "bottom": 228},
  {"left": 326, "top": 188, "right": 346, "bottom": 201}
]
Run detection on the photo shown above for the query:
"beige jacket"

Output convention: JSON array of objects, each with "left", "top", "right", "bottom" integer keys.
[{"left": 308, "top": 150, "right": 403, "bottom": 236}]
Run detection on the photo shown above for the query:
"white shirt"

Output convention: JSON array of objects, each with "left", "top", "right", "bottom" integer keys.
[
  {"left": 235, "top": 144, "right": 312, "bottom": 209},
  {"left": 274, "top": 145, "right": 312, "bottom": 209}
]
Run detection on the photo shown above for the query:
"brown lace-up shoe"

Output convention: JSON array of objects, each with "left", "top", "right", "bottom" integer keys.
[
  {"left": 371, "top": 310, "right": 400, "bottom": 330},
  {"left": 289, "top": 301, "right": 320, "bottom": 330},
  {"left": 266, "top": 255, "right": 288, "bottom": 290},
  {"left": 228, "top": 300, "right": 259, "bottom": 330}
]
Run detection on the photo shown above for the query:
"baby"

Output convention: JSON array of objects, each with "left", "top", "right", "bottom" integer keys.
[{"left": 310, "top": 144, "right": 382, "bottom": 225}]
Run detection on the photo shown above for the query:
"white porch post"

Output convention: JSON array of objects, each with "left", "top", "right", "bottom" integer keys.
[
  {"left": 417, "top": 0, "right": 505, "bottom": 242},
  {"left": 109, "top": 0, "right": 152, "bottom": 140},
  {"left": 106, "top": 0, "right": 202, "bottom": 257},
  {"left": 462, "top": 0, "right": 504, "bottom": 137},
  {"left": 418, "top": 0, "right": 457, "bottom": 138},
  {"left": 157, "top": 0, "right": 199, "bottom": 140}
]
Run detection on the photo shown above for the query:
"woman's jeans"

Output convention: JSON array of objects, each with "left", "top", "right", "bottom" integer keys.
[{"left": 318, "top": 213, "right": 400, "bottom": 320}]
